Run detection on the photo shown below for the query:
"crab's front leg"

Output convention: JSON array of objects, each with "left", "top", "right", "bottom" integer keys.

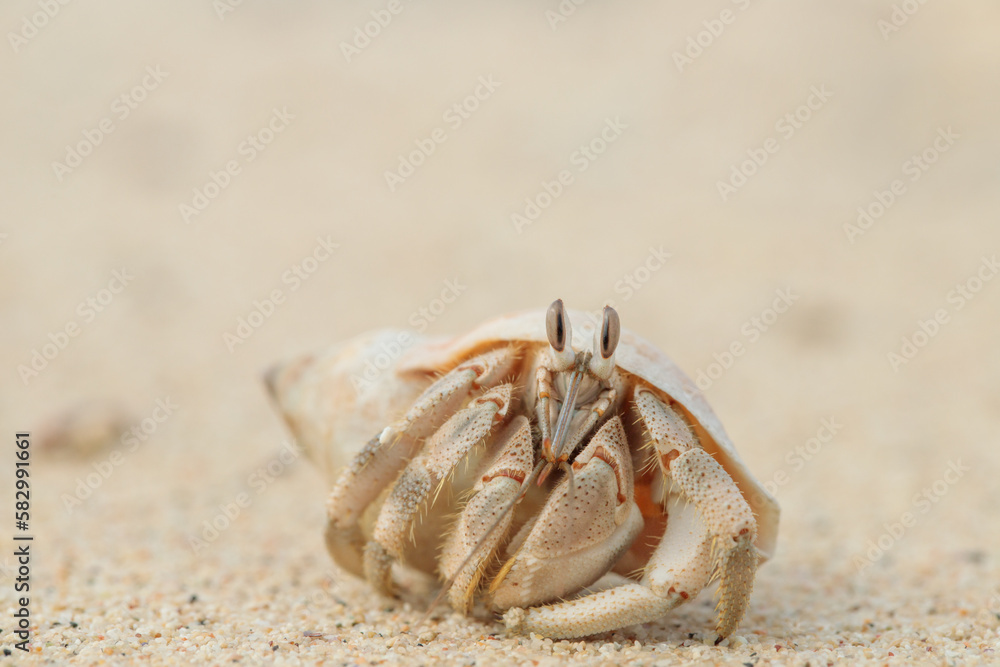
[
  {"left": 636, "top": 388, "right": 758, "bottom": 639},
  {"left": 503, "top": 388, "right": 758, "bottom": 641},
  {"left": 670, "top": 447, "right": 758, "bottom": 639},
  {"left": 363, "top": 383, "right": 515, "bottom": 594},
  {"left": 324, "top": 347, "right": 517, "bottom": 577},
  {"left": 502, "top": 493, "right": 712, "bottom": 638},
  {"left": 438, "top": 415, "right": 534, "bottom": 612}
]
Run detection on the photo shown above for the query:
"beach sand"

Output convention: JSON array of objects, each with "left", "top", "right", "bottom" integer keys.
[{"left": 2, "top": 1, "right": 999, "bottom": 664}]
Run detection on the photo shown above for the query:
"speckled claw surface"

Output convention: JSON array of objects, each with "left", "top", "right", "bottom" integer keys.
[{"left": 267, "top": 301, "right": 779, "bottom": 640}]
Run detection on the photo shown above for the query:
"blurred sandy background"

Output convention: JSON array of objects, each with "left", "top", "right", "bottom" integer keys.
[{"left": 2, "top": 0, "right": 1000, "bottom": 664}]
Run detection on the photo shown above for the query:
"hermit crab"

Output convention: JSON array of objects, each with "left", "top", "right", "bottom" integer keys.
[{"left": 266, "top": 301, "right": 779, "bottom": 640}]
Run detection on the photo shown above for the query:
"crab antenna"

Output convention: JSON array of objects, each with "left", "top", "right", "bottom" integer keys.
[{"left": 417, "top": 458, "right": 547, "bottom": 629}]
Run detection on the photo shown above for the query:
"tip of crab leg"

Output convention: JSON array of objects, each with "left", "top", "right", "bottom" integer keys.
[{"left": 415, "top": 596, "right": 443, "bottom": 631}]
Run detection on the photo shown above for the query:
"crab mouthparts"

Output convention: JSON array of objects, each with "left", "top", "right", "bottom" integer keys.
[{"left": 537, "top": 364, "right": 586, "bottom": 485}]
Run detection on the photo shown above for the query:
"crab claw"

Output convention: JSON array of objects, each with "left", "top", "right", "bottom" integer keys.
[{"left": 489, "top": 416, "right": 642, "bottom": 610}]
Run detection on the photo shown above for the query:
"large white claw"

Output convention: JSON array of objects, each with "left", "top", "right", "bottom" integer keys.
[{"left": 489, "top": 416, "right": 642, "bottom": 610}]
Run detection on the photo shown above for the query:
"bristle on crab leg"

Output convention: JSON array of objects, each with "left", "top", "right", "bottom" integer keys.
[
  {"left": 363, "top": 384, "right": 514, "bottom": 594},
  {"left": 379, "top": 347, "right": 518, "bottom": 445},
  {"left": 323, "top": 347, "right": 518, "bottom": 578},
  {"left": 628, "top": 386, "right": 760, "bottom": 640},
  {"left": 438, "top": 415, "right": 534, "bottom": 613},
  {"left": 669, "top": 447, "right": 759, "bottom": 640}
]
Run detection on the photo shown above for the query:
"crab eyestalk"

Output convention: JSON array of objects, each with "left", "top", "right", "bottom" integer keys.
[
  {"left": 589, "top": 305, "right": 620, "bottom": 381},
  {"left": 546, "top": 299, "right": 575, "bottom": 371}
]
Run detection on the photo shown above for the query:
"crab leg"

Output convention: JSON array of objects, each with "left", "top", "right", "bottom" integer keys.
[
  {"left": 324, "top": 347, "right": 517, "bottom": 576},
  {"left": 503, "top": 389, "right": 758, "bottom": 640},
  {"left": 489, "top": 416, "right": 643, "bottom": 611},
  {"left": 636, "top": 387, "right": 758, "bottom": 639},
  {"left": 378, "top": 347, "right": 518, "bottom": 446},
  {"left": 439, "top": 415, "right": 534, "bottom": 613},
  {"left": 671, "top": 447, "right": 758, "bottom": 639},
  {"left": 503, "top": 496, "right": 712, "bottom": 638},
  {"left": 324, "top": 434, "right": 421, "bottom": 577},
  {"left": 534, "top": 365, "right": 557, "bottom": 448},
  {"left": 634, "top": 387, "right": 698, "bottom": 474},
  {"left": 363, "top": 384, "right": 514, "bottom": 594}
]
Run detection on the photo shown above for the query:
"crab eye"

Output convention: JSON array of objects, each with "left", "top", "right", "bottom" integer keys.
[
  {"left": 546, "top": 299, "right": 575, "bottom": 371},
  {"left": 599, "top": 306, "right": 620, "bottom": 359},
  {"left": 546, "top": 299, "right": 568, "bottom": 351},
  {"left": 589, "top": 305, "right": 619, "bottom": 380}
]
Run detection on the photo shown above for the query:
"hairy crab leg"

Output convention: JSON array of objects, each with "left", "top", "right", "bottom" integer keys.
[
  {"left": 635, "top": 387, "right": 759, "bottom": 640},
  {"left": 324, "top": 347, "right": 517, "bottom": 576},
  {"left": 438, "top": 415, "right": 534, "bottom": 613},
  {"left": 363, "top": 384, "right": 514, "bottom": 594},
  {"left": 534, "top": 365, "right": 556, "bottom": 448},
  {"left": 324, "top": 433, "right": 420, "bottom": 577},
  {"left": 671, "top": 448, "right": 758, "bottom": 640},
  {"left": 379, "top": 346, "right": 518, "bottom": 446}
]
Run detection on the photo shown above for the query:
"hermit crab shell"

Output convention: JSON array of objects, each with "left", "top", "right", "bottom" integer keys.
[{"left": 267, "top": 308, "right": 780, "bottom": 560}]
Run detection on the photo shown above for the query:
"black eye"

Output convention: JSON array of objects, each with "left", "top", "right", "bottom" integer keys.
[
  {"left": 546, "top": 299, "right": 567, "bottom": 352},
  {"left": 600, "top": 306, "right": 620, "bottom": 359}
]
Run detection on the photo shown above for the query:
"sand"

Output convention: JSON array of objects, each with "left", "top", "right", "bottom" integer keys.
[{"left": 2, "top": 1, "right": 1000, "bottom": 664}]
